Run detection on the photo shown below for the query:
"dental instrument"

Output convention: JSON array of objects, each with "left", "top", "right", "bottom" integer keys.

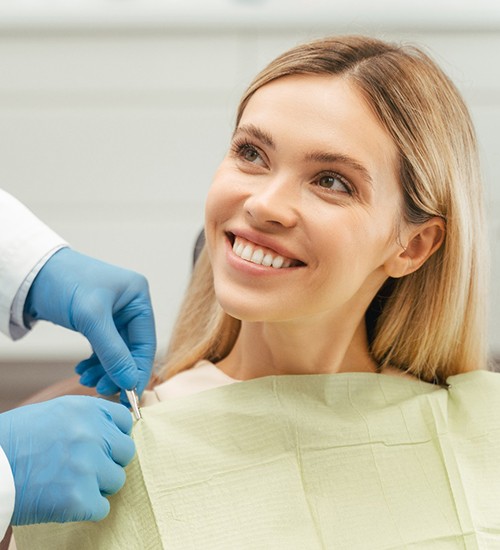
[{"left": 125, "top": 389, "right": 142, "bottom": 421}]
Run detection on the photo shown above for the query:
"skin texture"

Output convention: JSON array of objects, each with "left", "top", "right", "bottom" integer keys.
[{"left": 204, "top": 75, "right": 443, "bottom": 380}]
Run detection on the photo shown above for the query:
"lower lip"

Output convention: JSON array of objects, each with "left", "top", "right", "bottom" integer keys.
[{"left": 224, "top": 237, "right": 302, "bottom": 276}]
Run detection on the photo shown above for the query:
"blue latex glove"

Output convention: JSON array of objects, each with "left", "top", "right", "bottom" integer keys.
[
  {"left": 0, "top": 396, "right": 135, "bottom": 525},
  {"left": 24, "top": 248, "right": 156, "bottom": 401}
]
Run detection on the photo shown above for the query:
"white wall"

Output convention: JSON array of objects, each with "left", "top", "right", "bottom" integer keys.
[{"left": 0, "top": 2, "right": 499, "bottom": 362}]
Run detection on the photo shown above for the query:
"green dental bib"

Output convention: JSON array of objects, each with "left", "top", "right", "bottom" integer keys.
[{"left": 14, "top": 370, "right": 500, "bottom": 549}]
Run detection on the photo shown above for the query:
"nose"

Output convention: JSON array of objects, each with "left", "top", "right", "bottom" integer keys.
[{"left": 244, "top": 176, "right": 299, "bottom": 229}]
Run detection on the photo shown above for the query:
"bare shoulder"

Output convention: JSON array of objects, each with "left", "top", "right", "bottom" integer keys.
[{"left": 380, "top": 365, "right": 420, "bottom": 381}]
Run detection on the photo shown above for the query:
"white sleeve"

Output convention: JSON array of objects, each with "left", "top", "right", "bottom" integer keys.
[
  {"left": 0, "top": 189, "right": 68, "bottom": 339},
  {"left": 0, "top": 445, "right": 15, "bottom": 539}
]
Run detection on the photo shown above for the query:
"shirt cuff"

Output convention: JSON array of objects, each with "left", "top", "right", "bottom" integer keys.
[
  {"left": 0, "top": 189, "right": 68, "bottom": 339},
  {"left": 9, "top": 244, "right": 69, "bottom": 340}
]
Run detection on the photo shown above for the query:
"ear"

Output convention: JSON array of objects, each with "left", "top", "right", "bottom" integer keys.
[{"left": 385, "top": 217, "right": 445, "bottom": 278}]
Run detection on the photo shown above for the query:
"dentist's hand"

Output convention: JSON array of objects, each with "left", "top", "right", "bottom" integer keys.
[
  {"left": 0, "top": 396, "right": 135, "bottom": 525},
  {"left": 24, "top": 248, "right": 156, "bottom": 400}
]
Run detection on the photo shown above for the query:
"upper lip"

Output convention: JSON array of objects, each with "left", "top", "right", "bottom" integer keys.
[{"left": 227, "top": 228, "right": 306, "bottom": 265}]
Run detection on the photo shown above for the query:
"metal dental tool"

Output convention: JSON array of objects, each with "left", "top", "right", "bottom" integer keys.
[{"left": 125, "top": 389, "right": 142, "bottom": 421}]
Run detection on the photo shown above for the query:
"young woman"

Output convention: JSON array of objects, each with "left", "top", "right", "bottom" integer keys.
[
  {"left": 14, "top": 35, "right": 500, "bottom": 549},
  {"left": 156, "top": 34, "right": 486, "bottom": 390}
]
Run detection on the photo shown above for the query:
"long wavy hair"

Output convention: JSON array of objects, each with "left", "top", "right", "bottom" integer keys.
[{"left": 156, "top": 35, "right": 488, "bottom": 385}]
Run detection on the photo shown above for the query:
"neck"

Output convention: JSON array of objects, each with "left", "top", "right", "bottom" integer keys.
[{"left": 216, "top": 313, "right": 378, "bottom": 381}]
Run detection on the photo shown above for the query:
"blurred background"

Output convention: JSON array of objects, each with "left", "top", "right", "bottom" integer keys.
[{"left": 0, "top": 0, "right": 499, "bottom": 410}]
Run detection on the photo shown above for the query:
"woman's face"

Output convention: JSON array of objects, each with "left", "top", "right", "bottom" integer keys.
[{"left": 205, "top": 74, "right": 407, "bottom": 326}]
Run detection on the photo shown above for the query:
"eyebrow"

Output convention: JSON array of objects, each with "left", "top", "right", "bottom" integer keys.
[
  {"left": 234, "top": 124, "right": 374, "bottom": 188},
  {"left": 233, "top": 124, "right": 276, "bottom": 149}
]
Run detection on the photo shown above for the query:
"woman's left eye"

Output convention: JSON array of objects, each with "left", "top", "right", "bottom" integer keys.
[{"left": 316, "top": 174, "right": 352, "bottom": 194}]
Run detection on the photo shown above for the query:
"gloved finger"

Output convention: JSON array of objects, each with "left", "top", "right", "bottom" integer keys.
[
  {"left": 47, "top": 475, "right": 110, "bottom": 524},
  {"left": 100, "top": 400, "right": 133, "bottom": 436},
  {"left": 134, "top": 354, "right": 155, "bottom": 397},
  {"left": 97, "top": 459, "right": 127, "bottom": 497},
  {"left": 84, "top": 316, "right": 139, "bottom": 391},
  {"left": 104, "top": 424, "right": 136, "bottom": 467},
  {"left": 121, "top": 312, "right": 157, "bottom": 394},
  {"left": 95, "top": 374, "right": 120, "bottom": 396},
  {"left": 79, "top": 364, "right": 106, "bottom": 388},
  {"left": 87, "top": 494, "right": 111, "bottom": 522},
  {"left": 75, "top": 353, "right": 99, "bottom": 375},
  {"left": 76, "top": 356, "right": 121, "bottom": 394}
]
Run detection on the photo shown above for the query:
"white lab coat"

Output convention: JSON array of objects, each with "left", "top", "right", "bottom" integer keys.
[{"left": 0, "top": 189, "right": 67, "bottom": 538}]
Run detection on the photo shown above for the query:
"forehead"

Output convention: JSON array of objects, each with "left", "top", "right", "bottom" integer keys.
[{"left": 239, "top": 74, "right": 400, "bottom": 186}]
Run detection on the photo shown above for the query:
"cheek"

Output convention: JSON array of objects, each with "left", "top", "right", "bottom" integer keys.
[
  {"left": 204, "top": 175, "right": 228, "bottom": 228},
  {"left": 204, "top": 189, "right": 221, "bottom": 263},
  {"left": 205, "top": 162, "right": 239, "bottom": 218},
  {"left": 204, "top": 169, "right": 240, "bottom": 263},
  {"left": 204, "top": 185, "right": 218, "bottom": 224},
  {"left": 318, "top": 212, "right": 397, "bottom": 274}
]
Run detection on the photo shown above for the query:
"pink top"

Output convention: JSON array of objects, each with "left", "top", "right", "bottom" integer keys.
[{"left": 142, "top": 361, "right": 239, "bottom": 406}]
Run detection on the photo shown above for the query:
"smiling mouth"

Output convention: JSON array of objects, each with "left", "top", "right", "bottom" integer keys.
[{"left": 227, "top": 233, "right": 305, "bottom": 269}]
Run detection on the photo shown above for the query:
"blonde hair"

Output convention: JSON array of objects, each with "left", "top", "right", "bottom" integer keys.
[{"left": 157, "top": 35, "right": 488, "bottom": 385}]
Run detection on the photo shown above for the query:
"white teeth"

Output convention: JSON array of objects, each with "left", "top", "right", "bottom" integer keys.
[
  {"left": 272, "top": 256, "right": 284, "bottom": 269},
  {"left": 232, "top": 236, "right": 297, "bottom": 269},
  {"left": 262, "top": 254, "right": 273, "bottom": 267},
  {"left": 241, "top": 245, "right": 253, "bottom": 261},
  {"left": 250, "top": 249, "right": 264, "bottom": 264}
]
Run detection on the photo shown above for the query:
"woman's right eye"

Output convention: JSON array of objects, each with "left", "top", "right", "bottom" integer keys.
[
  {"left": 240, "top": 145, "right": 261, "bottom": 162},
  {"left": 231, "top": 140, "right": 266, "bottom": 167}
]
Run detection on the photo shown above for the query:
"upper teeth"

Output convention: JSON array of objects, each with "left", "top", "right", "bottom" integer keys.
[{"left": 232, "top": 236, "right": 293, "bottom": 268}]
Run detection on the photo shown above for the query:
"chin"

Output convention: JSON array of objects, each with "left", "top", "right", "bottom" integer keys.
[
  {"left": 214, "top": 282, "right": 298, "bottom": 323},
  {"left": 217, "top": 301, "right": 262, "bottom": 323},
  {"left": 217, "top": 298, "right": 295, "bottom": 324}
]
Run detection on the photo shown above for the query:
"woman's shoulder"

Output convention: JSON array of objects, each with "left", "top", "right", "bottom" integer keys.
[{"left": 142, "top": 361, "right": 238, "bottom": 405}]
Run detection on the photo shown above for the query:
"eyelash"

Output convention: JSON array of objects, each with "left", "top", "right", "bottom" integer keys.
[
  {"left": 314, "top": 172, "right": 354, "bottom": 196},
  {"left": 230, "top": 138, "right": 354, "bottom": 196},
  {"left": 231, "top": 139, "right": 265, "bottom": 165}
]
